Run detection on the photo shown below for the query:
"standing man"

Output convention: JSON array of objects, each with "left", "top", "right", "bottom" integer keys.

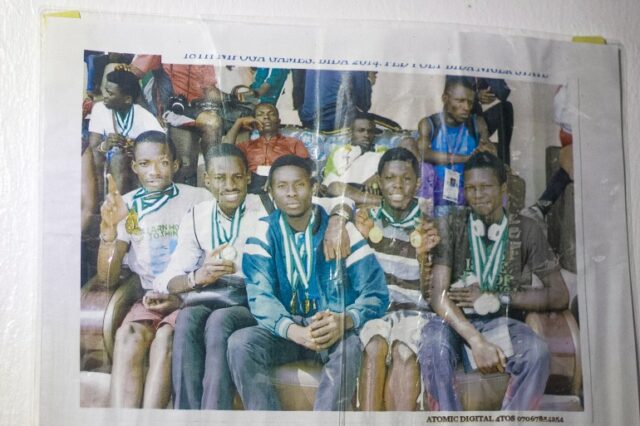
[
  {"left": 228, "top": 155, "right": 389, "bottom": 411},
  {"left": 418, "top": 152, "right": 569, "bottom": 411},
  {"left": 405, "top": 76, "right": 494, "bottom": 217},
  {"left": 225, "top": 103, "right": 309, "bottom": 193},
  {"left": 97, "top": 131, "right": 212, "bottom": 408},
  {"left": 299, "top": 70, "right": 373, "bottom": 132},
  {"left": 249, "top": 67, "right": 290, "bottom": 105}
]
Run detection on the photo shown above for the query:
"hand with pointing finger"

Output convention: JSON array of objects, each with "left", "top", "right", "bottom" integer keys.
[
  {"left": 193, "top": 244, "right": 237, "bottom": 288},
  {"left": 100, "top": 173, "right": 128, "bottom": 239}
]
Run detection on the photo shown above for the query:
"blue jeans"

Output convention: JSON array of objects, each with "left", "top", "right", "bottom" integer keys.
[
  {"left": 227, "top": 325, "right": 362, "bottom": 411},
  {"left": 418, "top": 316, "right": 550, "bottom": 411},
  {"left": 172, "top": 305, "right": 256, "bottom": 409}
]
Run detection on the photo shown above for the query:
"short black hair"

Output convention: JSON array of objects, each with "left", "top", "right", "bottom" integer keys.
[
  {"left": 444, "top": 75, "right": 474, "bottom": 94},
  {"left": 133, "top": 131, "right": 176, "bottom": 161},
  {"left": 254, "top": 102, "right": 279, "bottom": 117},
  {"left": 106, "top": 69, "right": 141, "bottom": 100},
  {"left": 204, "top": 143, "right": 248, "bottom": 172},
  {"left": 268, "top": 155, "right": 316, "bottom": 188},
  {"left": 464, "top": 151, "right": 507, "bottom": 184},
  {"left": 377, "top": 147, "right": 420, "bottom": 177}
]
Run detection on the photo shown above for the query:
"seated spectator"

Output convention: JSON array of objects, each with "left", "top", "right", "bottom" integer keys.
[
  {"left": 249, "top": 67, "right": 290, "bottom": 105},
  {"left": 97, "top": 131, "right": 211, "bottom": 408},
  {"left": 299, "top": 70, "right": 373, "bottom": 132},
  {"left": 88, "top": 67, "right": 165, "bottom": 195},
  {"left": 354, "top": 147, "right": 440, "bottom": 411},
  {"left": 404, "top": 76, "right": 494, "bottom": 217},
  {"left": 322, "top": 114, "right": 387, "bottom": 207},
  {"left": 227, "top": 155, "right": 389, "bottom": 411},
  {"left": 225, "top": 103, "right": 309, "bottom": 193},
  {"left": 447, "top": 76, "right": 514, "bottom": 165},
  {"left": 418, "top": 152, "right": 569, "bottom": 411}
]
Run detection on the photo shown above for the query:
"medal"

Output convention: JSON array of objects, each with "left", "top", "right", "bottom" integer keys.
[
  {"left": 468, "top": 212, "right": 508, "bottom": 292},
  {"left": 368, "top": 226, "right": 383, "bottom": 243},
  {"left": 409, "top": 230, "right": 423, "bottom": 248},
  {"left": 221, "top": 246, "right": 237, "bottom": 261},
  {"left": 280, "top": 212, "right": 315, "bottom": 316},
  {"left": 473, "top": 293, "right": 501, "bottom": 315},
  {"left": 125, "top": 209, "right": 142, "bottom": 236}
]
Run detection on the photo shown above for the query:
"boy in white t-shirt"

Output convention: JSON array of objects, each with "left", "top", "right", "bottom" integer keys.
[
  {"left": 88, "top": 67, "right": 165, "bottom": 194},
  {"left": 97, "top": 130, "right": 211, "bottom": 408}
]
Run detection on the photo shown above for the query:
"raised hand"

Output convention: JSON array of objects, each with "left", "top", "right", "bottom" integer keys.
[
  {"left": 354, "top": 208, "right": 374, "bottom": 239},
  {"left": 413, "top": 218, "right": 440, "bottom": 256},
  {"left": 100, "top": 174, "right": 128, "bottom": 237},
  {"left": 323, "top": 215, "right": 351, "bottom": 260}
]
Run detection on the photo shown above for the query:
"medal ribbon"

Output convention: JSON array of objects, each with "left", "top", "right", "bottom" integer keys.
[
  {"left": 279, "top": 212, "right": 314, "bottom": 311},
  {"left": 113, "top": 106, "right": 135, "bottom": 137},
  {"left": 211, "top": 201, "right": 245, "bottom": 249},
  {"left": 130, "top": 184, "right": 179, "bottom": 221},
  {"left": 468, "top": 212, "right": 508, "bottom": 292},
  {"left": 371, "top": 199, "right": 421, "bottom": 229}
]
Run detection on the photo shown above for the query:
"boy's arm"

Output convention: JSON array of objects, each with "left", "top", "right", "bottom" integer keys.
[
  {"left": 153, "top": 207, "right": 205, "bottom": 294},
  {"left": 343, "top": 223, "right": 389, "bottom": 329},
  {"left": 97, "top": 174, "right": 130, "bottom": 285},
  {"left": 243, "top": 226, "right": 297, "bottom": 339}
]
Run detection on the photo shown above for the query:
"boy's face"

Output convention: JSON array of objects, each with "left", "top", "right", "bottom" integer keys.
[
  {"left": 379, "top": 160, "right": 419, "bottom": 211},
  {"left": 204, "top": 156, "right": 250, "bottom": 217},
  {"left": 131, "top": 142, "right": 178, "bottom": 192},
  {"left": 270, "top": 165, "right": 314, "bottom": 219},
  {"left": 103, "top": 81, "right": 131, "bottom": 111},
  {"left": 351, "top": 118, "right": 376, "bottom": 150},
  {"left": 463, "top": 167, "right": 506, "bottom": 223}
]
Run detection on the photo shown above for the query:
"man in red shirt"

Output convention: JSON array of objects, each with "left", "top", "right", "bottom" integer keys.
[{"left": 225, "top": 103, "right": 309, "bottom": 193}]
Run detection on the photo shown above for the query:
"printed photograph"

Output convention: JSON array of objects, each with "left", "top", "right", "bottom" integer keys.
[{"left": 77, "top": 52, "right": 583, "bottom": 413}]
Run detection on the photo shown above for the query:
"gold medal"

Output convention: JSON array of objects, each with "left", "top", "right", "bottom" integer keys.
[
  {"left": 125, "top": 209, "right": 141, "bottom": 235},
  {"left": 410, "top": 230, "right": 423, "bottom": 248},
  {"left": 304, "top": 298, "right": 311, "bottom": 314},
  {"left": 368, "top": 226, "right": 383, "bottom": 244}
]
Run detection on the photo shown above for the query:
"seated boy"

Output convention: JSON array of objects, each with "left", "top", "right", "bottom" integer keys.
[
  {"left": 97, "top": 131, "right": 211, "bottom": 408},
  {"left": 227, "top": 155, "right": 389, "bottom": 411},
  {"left": 354, "top": 147, "right": 440, "bottom": 410}
]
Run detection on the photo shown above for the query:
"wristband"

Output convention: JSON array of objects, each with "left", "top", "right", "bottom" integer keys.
[
  {"left": 187, "top": 271, "right": 198, "bottom": 290},
  {"left": 99, "top": 232, "right": 116, "bottom": 244},
  {"left": 331, "top": 208, "right": 352, "bottom": 222}
]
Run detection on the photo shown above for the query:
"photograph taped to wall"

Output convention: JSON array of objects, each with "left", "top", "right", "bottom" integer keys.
[{"left": 40, "top": 11, "right": 637, "bottom": 425}]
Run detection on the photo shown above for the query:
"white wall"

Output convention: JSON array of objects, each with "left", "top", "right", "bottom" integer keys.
[{"left": 2, "top": 1, "right": 639, "bottom": 424}]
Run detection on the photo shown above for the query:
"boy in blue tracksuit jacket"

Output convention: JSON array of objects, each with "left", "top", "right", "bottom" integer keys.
[{"left": 228, "top": 155, "right": 388, "bottom": 411}]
